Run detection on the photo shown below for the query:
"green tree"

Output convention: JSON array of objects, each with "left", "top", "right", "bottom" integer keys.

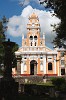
[
  {"left": 39, "top": 0, "right": 66, "bottom": 48},
  {"left": 51, "top": 77, "right": 66, "bottom": 92},
  {"left": 0, "top": 17, "right": 7, "bottom": 74},
  {"left": 12, "top": 43, "right": 19, "bottom": 68},
  {"left": 0, "top": 16, "right": 19, "bottom": 74},
  {"left": 0, "top": 17, "right": 6, "bottom": 66}
]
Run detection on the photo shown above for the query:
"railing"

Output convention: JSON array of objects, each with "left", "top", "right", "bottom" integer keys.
[
  {"left": 27, "top": 26, "right": 40, "bottom": 29},
  {"left": 19, "top": 46, "right": 45, "bottom": 51}
]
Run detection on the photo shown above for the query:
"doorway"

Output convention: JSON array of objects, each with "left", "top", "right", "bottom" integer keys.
[
  {"left": 30, "top": 60, "right": 37, "bottom": 75},
  {"left": 61, "top": 69, "right": 65, "bottom": 75}
]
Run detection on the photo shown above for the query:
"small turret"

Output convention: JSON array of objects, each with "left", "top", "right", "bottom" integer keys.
[
  {"left": 43, "top": 32, "right": 45, "bottom": 39},
  {"left": 22, "top": 34, "right": 24, "bottom": 39}
]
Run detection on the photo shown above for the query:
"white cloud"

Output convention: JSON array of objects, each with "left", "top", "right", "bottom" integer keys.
[
  {"left": 21, "top": 5, "right": 33, "bottom": 17},
  {"left": 7, "top": 5, "right": 60, "bottom": 43},
  {"left": 10, "top": 0, "right": 47, "bottom": 7},
  {"left": 19, "top": 0, "right": 30, "bottom": 6},
  {"left": 18, "top": 0, "right": 39, "bottom": 6}
]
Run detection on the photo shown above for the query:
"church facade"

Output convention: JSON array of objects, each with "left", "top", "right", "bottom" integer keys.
[{"left": 15, "top": 13, "right": 66, "bottom": 76}]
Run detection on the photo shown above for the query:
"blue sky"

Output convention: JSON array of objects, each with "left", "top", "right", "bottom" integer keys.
[
  {"left": 0, "top": 0, "right": 45, "bottom": 19},
  {"left": 0, "top": 0, "right": 60, "bottom": 49}
]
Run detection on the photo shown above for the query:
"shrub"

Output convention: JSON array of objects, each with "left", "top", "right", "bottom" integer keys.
[{"left": 51, "top": 77, "right": 66, "bottom": 91}]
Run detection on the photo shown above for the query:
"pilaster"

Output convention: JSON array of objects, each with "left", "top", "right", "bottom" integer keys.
[
  {"left": 43, "top": 55, "right": 46, "bottom": 74},
  {"left": 21, "top": 59, "right": 24, "bottom": 74},
  {"left": 54, "top": 55, "right": 56, "bottom": 74}
]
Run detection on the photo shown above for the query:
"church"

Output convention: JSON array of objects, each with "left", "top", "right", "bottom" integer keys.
[{"left": 15, "top": 13, "right": 66, "bottom": 76}]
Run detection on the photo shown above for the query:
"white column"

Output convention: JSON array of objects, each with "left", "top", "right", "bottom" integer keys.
[
  {"left": 58, "top": 65, "right": 59, "bottom": 76},
  {"left": 65, "top": 53, "right": 66, "bottom": 74},
  {"left": 33, "top": 36, "right": 34, "bottom": 46},
  {"left": 43, "top": 55, "right": 46, "bottom": 74},
  {"left": 43, "top": 32, "right": 45, "bottom": 46},
  {"left": 59, "top": 67, "right": 61, "bottom": 76},
  {"left": 28, "top": 55, "right": 30, "bottom": 74},
  {"left": 54, "top": 55, "right": 56, "bottom": 74},
  {"left": 57, "top": 60, "right": 61, "bottom": 76},
  {"left": 21, "top": 62, "right": 23, "bottom": 74}
]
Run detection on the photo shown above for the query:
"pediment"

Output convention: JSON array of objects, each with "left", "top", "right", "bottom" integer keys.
[{"left": 45, "top": 46, "right": 53, "bottom": 52}]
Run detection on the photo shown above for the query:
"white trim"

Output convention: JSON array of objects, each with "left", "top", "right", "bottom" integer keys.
[
  {"left": 54, "top": 55, "right": 57, "bottom": 74},
  {"left": 21, "top": 62, "right": 23, "bottom": 74},
  {"left": 43, "top": 55, "right": 46, "bottom": 74},
  {"left": 54, "top": 61, "right": 56, "bottom": 74},
  {"left": 24, "top": 64, "right": 27, "bottom": 71},
  {"left": 59, "top": 67, "right": 61, "bottom": 76},
  {"left": 40, "top": 62, "right": 43, "bottom": 71},
  {"left": 58, "top": 65, "right": 59, "bottom": 76}
]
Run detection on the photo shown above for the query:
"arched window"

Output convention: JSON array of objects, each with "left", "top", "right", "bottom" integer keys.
[
  {"left": 61, "top": 51, "right": 64, "bottom": 57},
  {"left": 31, "top": 42, "right": 32, "bottom": 46},
  {"left": 48, "top": 62, "right": 52, "bottom": 70},
  {"left": 34, "top": 36, "right": 37, "bottom": 40},
  {"left": 40, "top": 41, "right": 42, "bottom": 46},
  {"left": 30, "top": 36, "right": 33, "bottom": 40},
  {"left": 35, "top": 42, "right": 36, "bottom": 46},
  {"left": 24, "top": 42, "right": 26, "bottom": 45}
]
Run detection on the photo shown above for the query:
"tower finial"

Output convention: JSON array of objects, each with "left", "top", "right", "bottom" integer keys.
[
  {"left": 22, "top": 34, "right": 24, "bottom": 39},
  {"left": 43, "top": 32, "right": 45, "bottom": 39}
]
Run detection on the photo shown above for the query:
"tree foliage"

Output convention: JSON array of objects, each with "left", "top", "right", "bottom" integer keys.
[
  {"left": 0, "top": 16, "right": 19, "bottom": 71},
  {"left": 39, "top": 0, "right": 66, "bottom": 47},
  {"left": 0, "top": 17, "right": 6, "bottom": 65},
  {"left": 12, "top": 43, "right": 19, "bottom": 68},
  {"left": 51, "top": 77, "right": 66, "bottom": 91}
]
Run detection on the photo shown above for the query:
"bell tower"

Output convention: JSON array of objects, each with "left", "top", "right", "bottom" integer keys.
[{"left": 27, "top": 13, "right": 41, "bottom": 47}]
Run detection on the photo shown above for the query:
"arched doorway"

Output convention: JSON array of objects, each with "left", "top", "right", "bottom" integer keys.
[{"left": 30, "top": 60, "right": 37, "bottom": 75}]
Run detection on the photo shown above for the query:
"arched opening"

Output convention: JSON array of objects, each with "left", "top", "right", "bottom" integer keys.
[
  {"left": 31, "top": 42, "right": 32, "bottom": 46},
  {"left": 34, "top": 36, "right": 37, "bottom": 40},
  {"left": 35, "top": 42, "right": 36, "bottom": 46},
  {"left": 30, "top": 36, "right": 33, "bottom": 40},
  {"left": 61, "top": 68, "right": 65, "bottom": 75},
  {"left": 30, "top": 60, "right": 37, "bottom": 75},
  {"left": 48, "top": 62, "right": 52, "bottom": 70}
]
